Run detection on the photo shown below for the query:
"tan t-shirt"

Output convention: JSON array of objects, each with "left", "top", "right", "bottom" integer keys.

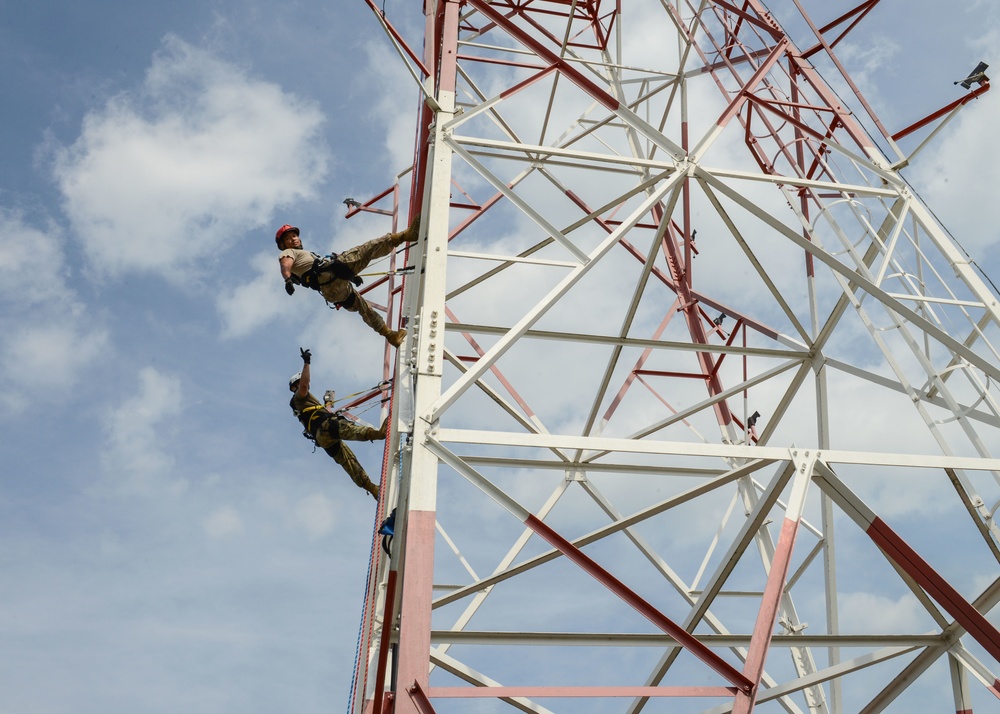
[
  {"left": 279, "top": 248, "right": 321, "bottom": 277},
  {"left": 279, "top": 247, "right": 353, "bottom": 303}
]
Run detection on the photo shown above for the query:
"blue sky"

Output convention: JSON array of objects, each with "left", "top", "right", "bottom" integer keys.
[
  {"left": 1, "top": 2, "right": 423, "bottom": 712},
  {"left": 2, "top": 1, "right": 1000, "bottom": 713}
]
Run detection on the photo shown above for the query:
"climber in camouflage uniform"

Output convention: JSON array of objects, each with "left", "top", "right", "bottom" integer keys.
[
  {"left": 289, "top": 348, "right": 386, "bottom": 500},
  {"left": 276, "top": 214, "right": 420, "bottom": 347}
]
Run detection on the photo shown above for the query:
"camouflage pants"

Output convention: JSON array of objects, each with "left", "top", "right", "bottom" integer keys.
[
  {"left": 317, "top": 229, "right": 412, "bottom": 339},
  {"left": 321, "top": 418, "right": 385, "bottom": 499}
]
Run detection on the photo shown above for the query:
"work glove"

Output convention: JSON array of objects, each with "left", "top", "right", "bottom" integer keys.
[
  {"left": 300, "top": 348, "right": 312, "bottom": 364},
  {"left": 284, "top": 278, "right": 295, "bottom": 295},
  {"left": 351, "top": 275, "right": 363, "bottom": 287}
]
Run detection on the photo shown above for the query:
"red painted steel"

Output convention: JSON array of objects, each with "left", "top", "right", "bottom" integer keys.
[
  {"left": 802, "top": 1, "right": 882, "bottom": 57},
  {"left": 405, "top": 680, "right": 439, "bottom": 714},
  {"left": 867, "top": 516, "right": 1000, "bottom": 663},
  {"left": 394, "top": 511, "right": 438, "bottom": 713},
  {"left": 712, "top": 40, "right": 790, "bottom": 131},
  {"left": 427, "top": 686, "right": 737, "bottom": 698},
  {"left": 653, "top": 202, "right": 736, "bottom": 425},
  {"left": 733, "top": 517, "right": 802, "bottom": 713},
  {"left": 564, "top": 184, "right": 784, "bottom": 344},
  {"left": 467, "top": 0, "right": 618, "bottom": 53},
  {"left": 371, "top": 570, "right": 398, "bottom": 714},
  {"left": 436, "top": 0, "right": 460, "bottom": 96},
  {"left": 465, "top": 0, "right": 622, "bottom": 112},
  {"left": 498, "top": 66, "right": 560, "bottom": 101},
  {"left": 524, "top": 513, "right": 754, "bottom": 693},
  {"left": 891, "top": 82, "right": 992, "bottom": 141}
]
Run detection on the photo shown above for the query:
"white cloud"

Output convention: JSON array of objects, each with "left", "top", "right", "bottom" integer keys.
[
  {"left": 52, "top": 35, "right": 329, "bottom": 280},
  {"left": 2, "top": 322, "right": 107, "bottom": 391},
  {"left": 911, "top": 89, "right": 1000, "bottom": 257},
  {"left": 835, "top": 36, "right": 902, "bottom": 111},
  {"left": 0, "top": 209, "right": 108, "bottom": 414},
  {"left": 216, "top": 216, "right": 410, "bottom": 339},
  {"left": 838, "top": 590, "right": 933, "bottom": 634},
  {"left": 215, "top": 250, "right": 299, "bottom": 338},
  {"left": 204, "top": 506, "right": 245, "bottom": 538},
  {"left": 0, "top": 210, "right": 72, "bottom": 306},
  {"left": 102, "top": 366, "right": 185, "bottom": 495},
  {"left": 295, "top": 492, "right": 336, "bottom": 539},
  {"left": 364, "top": 40, "right": 423, "bottom": 171}
]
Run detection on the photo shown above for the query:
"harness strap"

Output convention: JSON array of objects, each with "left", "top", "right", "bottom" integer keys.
[
  {"left": 336, "top": 292, "right": 357, "bottom": 310},
  {"left": 299, "top": 404, "right": 342, "bottom": 441},
  {"left": 294, "top": 253, "right": 363, "bottom": 290}
]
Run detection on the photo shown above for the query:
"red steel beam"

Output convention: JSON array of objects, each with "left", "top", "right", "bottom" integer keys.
[
  {"left": 428, "top": 685, "right": 736, "bottom": 698},
  {"left": 371, "top": 570, "right": 399, "bottom": 714},
  {"left": 815, "top": 467, "right": 1000, "bottom": 666},
  {"left": 800, "top": 0, "right": 882, "bottom": 58},
  {"left": 867, "top": 516, "right": 1000, "bottom": 663},
  {"left": 405, "top": 680, "right": 439, "bottom": 714},
  {"left": 525, "top": 513, "right": 755, "bottom": 693},
  {"left": 891, "top": 82, "right": 992, "bottom": 141},
  {"left": 465, "top": 0, "right": 621, "bottom": 112},
  {"left": 733, "top": 516, "right": 803, "bottom": 713}
]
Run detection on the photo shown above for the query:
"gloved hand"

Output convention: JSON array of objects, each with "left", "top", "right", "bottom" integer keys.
[
  {"left": 351, "top": 275, "right": 364, "bottom": 287},
  {"left": 285, "top": 278, "right": 295, "bottom": 295},
  {"left": 300, "top": 347, "right": 311, "bottom": 364}
]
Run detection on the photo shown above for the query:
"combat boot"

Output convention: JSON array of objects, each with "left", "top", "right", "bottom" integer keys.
[
  {"left": 389, "top": 213, "right": 421, "bottom": 246},
  {"left": 402, "top": 213, "right": 421, "bottom": 243},
  {"left": 387, "top": 328, "right": 407, "bottom": 348}
]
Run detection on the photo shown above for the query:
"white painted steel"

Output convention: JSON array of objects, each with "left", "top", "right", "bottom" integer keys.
[{"left": 352, "top": 1, "right": 1000, "bottom": 713}]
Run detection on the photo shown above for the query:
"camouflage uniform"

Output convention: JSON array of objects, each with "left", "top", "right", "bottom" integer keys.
[
  {"left": 279, "top": 219, "right": 418, "bottom": 345},
  {"left": 290, "top": 390, "right": 385, "bottom": 499}
]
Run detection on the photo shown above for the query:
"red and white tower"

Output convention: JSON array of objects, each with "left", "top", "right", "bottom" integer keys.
[{"left": 351, "top": 1, "right": 1000, "bottom": 712}]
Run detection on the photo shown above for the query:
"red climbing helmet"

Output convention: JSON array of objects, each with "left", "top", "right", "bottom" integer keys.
[{"left": 275, "top": 224, "right": 299, "bottom": 247}]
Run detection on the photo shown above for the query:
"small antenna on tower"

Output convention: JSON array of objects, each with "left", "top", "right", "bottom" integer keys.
[{"left": 955, "top": 61, "right": 989, "bottom": 89}]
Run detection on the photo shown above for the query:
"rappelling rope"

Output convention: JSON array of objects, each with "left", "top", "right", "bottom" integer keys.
[
  {"left": 330, "top": 381, "right": 392, "bottom": 425},
  {"left": 346, "top": 364, "right": 397, "bottom": 714},
  {"left": 328, "top": 379, "right": 393, "bottom": 408},
  {"left": 358, "top": 265, "right": 416, "bottom": 279},
  {"left": 345, "top": 214, "right": 417, "bottom": 713},
  {"left": 339, "top": 399, "right": 386, "bottom": 422}
]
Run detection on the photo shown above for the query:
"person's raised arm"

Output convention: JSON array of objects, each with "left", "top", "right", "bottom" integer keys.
[{"left": 297, "top": 348, "right": 312, "bottom": 396}]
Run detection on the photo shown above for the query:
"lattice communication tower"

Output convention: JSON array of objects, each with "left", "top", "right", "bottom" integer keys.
[{"left": 347, "top": 1, "right": 1000, "bottom": 712}]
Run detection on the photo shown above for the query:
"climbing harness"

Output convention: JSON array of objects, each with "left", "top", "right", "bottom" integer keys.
[
  {"left": 289, "top": 252, "right": 363, "bottom": 291},
  {"left": 330, "top": 292, "right": 357, "bottom": 311},
  {"left": 292, "top": 402, "right": 343, "bottom": 445},
  {"left": 326, "top": 265, "right": 413, "bottom": 310},
  {"left": 292, "top": 379, "right": 394, "bottom": 447}
]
